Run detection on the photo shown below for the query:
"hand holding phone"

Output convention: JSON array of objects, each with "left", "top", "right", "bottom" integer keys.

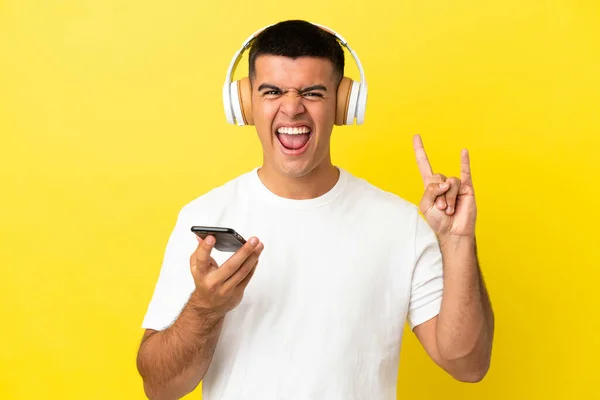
[{"left": 189, "top": 230, "right": 264, "bottom": 316}]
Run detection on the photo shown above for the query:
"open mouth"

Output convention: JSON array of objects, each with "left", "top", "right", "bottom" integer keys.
[{"left": 275, "top": 125, "right": 312, "bottom": 155}]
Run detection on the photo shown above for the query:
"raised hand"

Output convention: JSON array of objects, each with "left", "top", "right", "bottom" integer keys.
[
  {"left": 413, "top": 134, "right": 476, "bottom": 237},
  {"left": 189, "top": 235, "right": 264, "bottom": 316}
]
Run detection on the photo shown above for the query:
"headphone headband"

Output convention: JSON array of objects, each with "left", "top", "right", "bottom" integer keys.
[{"left": 223, "top": 22, "right": 368, "bottom": 125}]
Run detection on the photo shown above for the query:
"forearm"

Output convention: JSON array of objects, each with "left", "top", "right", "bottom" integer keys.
[
  {"left": 137, "top": 290, "right": 225, "bottom": 400},
  {"left": 436, "top": 235, "right": 494, "bottom": 378}
]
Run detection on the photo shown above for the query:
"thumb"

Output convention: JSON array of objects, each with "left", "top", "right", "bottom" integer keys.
[{"left": 193, "top": 235, "right": 215, "bottom": 275}]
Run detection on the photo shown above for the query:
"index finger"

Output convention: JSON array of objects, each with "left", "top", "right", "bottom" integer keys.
[
  {"left": 460, "top": 148, "right": 473, "bottom": 186},
  {"left": 413, "top": 134, "right": 433, "bottom": 184}
]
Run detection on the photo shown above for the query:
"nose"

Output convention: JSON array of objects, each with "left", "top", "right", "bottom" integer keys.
[{"left": 279, "top": 91, "right": 306, "bottom": 118}]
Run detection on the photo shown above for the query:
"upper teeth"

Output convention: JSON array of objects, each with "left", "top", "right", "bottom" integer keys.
[{"left": 277, "top": 126, "right": 311, "bottom": 135}]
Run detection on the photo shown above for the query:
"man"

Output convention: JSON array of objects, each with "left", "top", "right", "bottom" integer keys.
[{"left": 136, "top": 20, "right": 494, "bottom": 400}]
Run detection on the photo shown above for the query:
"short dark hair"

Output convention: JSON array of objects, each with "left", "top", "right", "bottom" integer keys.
[{"left": 248, "top": 20, "right": 345, "bottom": 82}]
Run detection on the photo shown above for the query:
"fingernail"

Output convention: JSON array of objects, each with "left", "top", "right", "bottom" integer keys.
[
  {"left": 447, "top": 206, "right": 453, "bottom": 214},
  {"left": 205, "top": 236, "right": 215, "bottom": 245},
  {"left": 440, "top": 183, "right": 449, "bottom": 189},
  {"left": 249, "top": 237, "right": 259, "bottom": 246}
]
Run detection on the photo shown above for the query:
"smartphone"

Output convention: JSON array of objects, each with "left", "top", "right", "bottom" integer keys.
[{"left": 190, "top": 226, "right": 246, "bottom": 252}]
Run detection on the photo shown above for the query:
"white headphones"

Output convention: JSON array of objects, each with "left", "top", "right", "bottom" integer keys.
[{"left": 222, "top": 22, "right": 368, "bottom": 126}]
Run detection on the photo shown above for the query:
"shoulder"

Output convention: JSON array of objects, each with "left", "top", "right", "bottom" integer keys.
[
  {"left": 342, "top": 168, "right": 419, "bottom": 216},
  {"left": 339, "top": 169, "right": 428, "bottom": 251},
  {"left": 176, "top": 170, "right": 252, "bottom": 220}
]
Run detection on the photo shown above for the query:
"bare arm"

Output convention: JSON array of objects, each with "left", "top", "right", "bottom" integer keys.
[
  {"left": 411, "top": 135, "right": 494, "bottom": 382},
  {"left": 414, "top": 235, "right": 494, "bottom": 382},
  {"left": 137, "top": 234, "right": 264, "bottom": 399},
  {"left": 136, "top": 291, "right": 225, "bottom": 400}
]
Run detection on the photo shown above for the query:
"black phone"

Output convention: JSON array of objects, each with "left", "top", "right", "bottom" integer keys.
[{"left": 190, "top": 226, "right": 246, "bottom": 252}]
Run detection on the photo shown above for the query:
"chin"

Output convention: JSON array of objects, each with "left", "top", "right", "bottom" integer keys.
[
  {"left": 277, "top": 151, "right": 333, "bottom": 179},
  {"left": 275, "top": 160, "right": 315, "bottom": 178}
]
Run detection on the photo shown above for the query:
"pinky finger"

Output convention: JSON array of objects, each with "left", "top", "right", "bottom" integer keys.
[
  {"left": 436, "top": 183, "right": 449, "bottom": 210},
  {"left": 436, "top": 196, "right": 447, "bottom": 210}
]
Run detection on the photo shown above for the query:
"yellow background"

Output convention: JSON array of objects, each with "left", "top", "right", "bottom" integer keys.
[{"left": 1, "top": 0, "right": 599, "bottom": 399}]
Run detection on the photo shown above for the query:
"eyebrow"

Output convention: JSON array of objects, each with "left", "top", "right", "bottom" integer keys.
[{"left": 257, "top": 84, "right": 327, "bottom": 93}]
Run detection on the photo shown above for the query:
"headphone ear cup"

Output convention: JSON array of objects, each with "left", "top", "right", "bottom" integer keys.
[
  {"left": 238, "top": 77, "right": 253, "bottom": 125},
  {"left": 335, "top": 77, "right": 360, "bottom": 125},
  {"left": 355, "top": 81, "right": 367, "bottom": 125},
  {"left": 335, "top": 77, "right": 352, "bottom": 126},
  {"left": 223, "top": 81, "right": 234, "bottom": 124},
  {"left": 229, "top": 77, "right": 254, "bottom": 126}
]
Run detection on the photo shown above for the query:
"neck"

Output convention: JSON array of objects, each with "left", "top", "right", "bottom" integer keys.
[{"left": 257, "top": 161, "right": 340, "bottom": 200}]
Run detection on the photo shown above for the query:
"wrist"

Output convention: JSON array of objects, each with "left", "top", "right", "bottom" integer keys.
[
  {"left": 437, "top": 234, "right": 476, "bottom": 253},
  {"left": 189, "top": 290, "right": 227, "bottom": 321}
]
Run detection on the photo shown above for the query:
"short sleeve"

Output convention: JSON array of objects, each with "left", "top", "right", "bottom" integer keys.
[
  {"left": 408, "top": 212, "right": 444, "bottom": 330},
  {"left": 141, "top": 205, "right": 197, "bottom": 331}
]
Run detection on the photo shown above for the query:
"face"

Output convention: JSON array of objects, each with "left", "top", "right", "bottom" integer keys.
[{"left": 250, "top": 55, "right": 339, "bottom": 179}]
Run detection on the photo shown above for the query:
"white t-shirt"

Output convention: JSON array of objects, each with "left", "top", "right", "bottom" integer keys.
[{"left": 142, "top": 167, "right": 444, "bottom": 400}]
